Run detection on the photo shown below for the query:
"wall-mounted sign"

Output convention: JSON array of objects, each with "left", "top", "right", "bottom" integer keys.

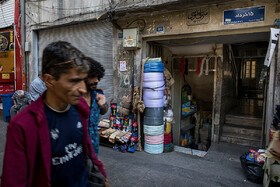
[
  {"left": 120, "top": 61, "right": 127, "bottom": 71},
  {"left": 118, "top": 33, "right": 123, "bottom": 39},
  {"left": 224, "top": 6, "right": 265, "bottom": 25},
  {"left": 187, "top": 7, "right": 210, "bottom": 26},
  {"left": 0, "top": 31, "right": 14, "bottom": 52},
  {"left": 2, "top": 74, "right": 10, "bottom": 79},
  {"left": 156, "top": 26, "right": 164, "bottom": 33}
]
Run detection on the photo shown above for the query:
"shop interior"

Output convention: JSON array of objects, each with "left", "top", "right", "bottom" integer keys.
[{"left": 146, "top": 32, "right": 269, "bottom": 151}]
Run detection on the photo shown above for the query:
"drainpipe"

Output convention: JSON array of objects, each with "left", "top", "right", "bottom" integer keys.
[
  {"left": 14, "top": 0, "right": 22, "bottom": 90},
  {"left": 21, "top": 0, "right": 26, "bottom": 90}
]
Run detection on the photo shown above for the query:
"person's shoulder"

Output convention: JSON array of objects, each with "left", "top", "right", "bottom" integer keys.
[
  {"left": 10, "top": 98, "right": 44, "bottom": 126},
  {"left": 10, "top": 105, "right": 36, "bottom": 127}
]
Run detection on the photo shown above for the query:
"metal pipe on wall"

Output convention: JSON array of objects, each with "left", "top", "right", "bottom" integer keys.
[{"left": 20, "top": 0, "right": 26, "bottom": 89}]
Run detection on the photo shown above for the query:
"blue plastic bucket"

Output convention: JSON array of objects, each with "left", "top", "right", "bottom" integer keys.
[
  {"left": 144, "top": 63, "right": 164, "bottom": 73},
  {"left": 0, "top": 93, "right": 14, "bottom": 122}
]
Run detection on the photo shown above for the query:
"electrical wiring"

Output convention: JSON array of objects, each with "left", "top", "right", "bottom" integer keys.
[
  {"left": 26, "top": 2, "right": 109, "bottom": 27},
  {"left": 28, "top": 10, "right": 109, "bottom": 27},
  {"left": 27, "top": 1, "right": 107, "bottom": 11}
]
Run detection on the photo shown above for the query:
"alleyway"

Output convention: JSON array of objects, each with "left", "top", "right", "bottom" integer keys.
[
  {"left": 99, "top": 143, "right": 260, "bottom": 187},
  {"left": 0, "top": 114, "right": 260, "bottom": 187}
]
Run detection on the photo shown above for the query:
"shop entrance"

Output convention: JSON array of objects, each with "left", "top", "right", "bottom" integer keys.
[
  {"left": 145, "top": 41, "right": 218, "bottom": 152},
  {"left": 145, "top": 32, "right": 269, "bottom": 151}
]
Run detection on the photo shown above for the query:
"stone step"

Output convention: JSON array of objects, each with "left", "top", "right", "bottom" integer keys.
[
  {"left": 220, "top": 132, "right": 261, "bottom": 147},
  {"left": 223, "top": 124, "right": 262, "bottom": 137},
  {"left": 225, "top": 115, "right": 262, "bottom": 128}
]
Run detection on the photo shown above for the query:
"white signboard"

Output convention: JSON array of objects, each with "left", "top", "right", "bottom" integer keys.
[{"left": 120, "top": 61, "right": 127, "bottom": 71}]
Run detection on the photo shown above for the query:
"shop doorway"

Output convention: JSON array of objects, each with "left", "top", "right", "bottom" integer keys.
[
  {"left": 220, "top": 42, "right": 268, "bottom": 147},
  {"left": 145, "top": 33, "right": 269, "bottom": 151},
  {"left": 145, "top": 41, "right": 218, "bottom": 152}
]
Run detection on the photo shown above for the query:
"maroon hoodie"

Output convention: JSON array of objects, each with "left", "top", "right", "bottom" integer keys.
[{"left": 1, "top": 94, "right": 106, "bottom": 187}]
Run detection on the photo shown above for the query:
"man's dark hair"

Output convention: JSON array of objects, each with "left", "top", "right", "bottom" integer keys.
[
  {"left": 42, "top": 41, "right": 89, "bottom": 80},
  {"left": 85, "top": 57, "right": 105, "bottom": 80}
]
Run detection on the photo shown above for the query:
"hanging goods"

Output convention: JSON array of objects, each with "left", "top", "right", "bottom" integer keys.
[
  {"left": 164, "top": 143, "right": 174, "bottom": 153},
  {"left": 143, "top": 116, "right": 163, "bottom": 126},
  {"left": 144, "top": 142, "right": 164, "bottom": 154},
  {"left": 144, "top": 62, "right": 164, "bottom": 73},
  {"left": 164, "top": 133, "right": 172, "bottom": 145},
  {"left": 164, "top": 121, "right": 172, "bottom": 134},
  {"left": 144, "top": 125, "right": 164, "bottom": 136},
  {"left": 135, "top": 57, "right": 150, "bottom": 151}
]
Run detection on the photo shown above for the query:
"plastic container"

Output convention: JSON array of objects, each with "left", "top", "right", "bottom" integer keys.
[
  {"left": 144, "top": 107, "right": 163, "bottom": 117},
  {"left": 144, "top": 142, "right": 163, "bottom": 154},
  {"left": 144, "top": 62, "right": 164, "bottom": 73},
  {"left": 143, "top": 72, "right": 164, "bottom": 82},
  {"left": 144, "top": 134, "right": 164, "bottom": 144},
  {"left": 143, "top": 98, "right": 164, "bottom": 108},
  {"left": 143, "top": 89, "right": 164, "bottom": 100},
  {"left": 0, "top": 93, "right": 14, "bottom": 122},
  {"left": 144, "top": 125, "right": 164, "bottom": 136},
  {"left": 143, "top": 80, "right": 165, "bottom": 91},
  {"left": 143, "top": 116, "right": 163, "bottom": 126}
]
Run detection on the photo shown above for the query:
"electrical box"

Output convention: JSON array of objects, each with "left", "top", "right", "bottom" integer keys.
[
  {"left": 123, "top": 28, "right": 141, "bottom": 49},
  {"left": 25, "top": 42, "right": 31, "bottom": 52}
]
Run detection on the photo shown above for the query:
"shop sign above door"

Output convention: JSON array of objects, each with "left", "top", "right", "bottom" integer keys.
[
  {"left": 223, "top": 6, "right": 265, "bottom": 25},
  {"left": 186, "top": 7, "right": 210, "bottom": 26}
]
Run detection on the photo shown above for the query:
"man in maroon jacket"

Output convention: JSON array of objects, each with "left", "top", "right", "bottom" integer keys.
[{"left": 1, "top": 41, "right": 108, "bottom": 187}]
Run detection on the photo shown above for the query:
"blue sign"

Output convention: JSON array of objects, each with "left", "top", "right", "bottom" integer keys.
[
  {"left": 224, "top": 6, "right": 265, "bottom": 25},
  {"left": 118, "top": 33, "right": 123, "bottom": 39},
  {"left": 156, "top": 26, "right": 164, "bottom": 32}
]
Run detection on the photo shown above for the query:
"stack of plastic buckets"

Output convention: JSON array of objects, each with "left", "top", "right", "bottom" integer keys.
[{"left": 143, "top": 58, "right": 165, "bottom": 154}]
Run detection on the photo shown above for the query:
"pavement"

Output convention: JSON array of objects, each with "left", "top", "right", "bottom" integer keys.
[{"left": 0, "top": 113, "right": 261, "bottom": 187}]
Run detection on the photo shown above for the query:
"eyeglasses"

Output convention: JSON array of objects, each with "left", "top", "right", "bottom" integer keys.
[
  {"left": 54, "top": 57, "right": 88, "bottom": 67},
  {"left": 54, "top": 59, "right": 76, "bottom": 66}
]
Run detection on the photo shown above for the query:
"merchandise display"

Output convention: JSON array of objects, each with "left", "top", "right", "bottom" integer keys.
[
  {"left": 143, "top": 58, "right": 165, "bottom": 154},
  {"left": 98, "top": 57, "right": 175, "bottom": 155}
]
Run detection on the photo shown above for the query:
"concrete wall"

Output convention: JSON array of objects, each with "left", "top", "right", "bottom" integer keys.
[
  {"left": 221, "top": 45, "right": 236, "bottom": 115},
  {"left": 117, "top": 0, "right": 279, "bottom": 38}
]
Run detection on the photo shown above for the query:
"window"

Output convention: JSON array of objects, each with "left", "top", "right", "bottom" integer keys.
[{"left": 244, "top": 60, "right": 256, "bottom": 79}]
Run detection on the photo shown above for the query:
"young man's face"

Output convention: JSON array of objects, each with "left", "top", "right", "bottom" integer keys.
[
  {"left": 86, "top": 77, "right": 99, "bottom": 92},
  {"left": 52, "top": 68, "right": 88, "bottom": 105}
]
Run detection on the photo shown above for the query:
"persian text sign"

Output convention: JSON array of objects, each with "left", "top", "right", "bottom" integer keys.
[
  {"left": 187, "top": 7, "right": 210, "bottom": 26},
  {"left": 224, "top": 6, "right": 265, "bottom": 25}
]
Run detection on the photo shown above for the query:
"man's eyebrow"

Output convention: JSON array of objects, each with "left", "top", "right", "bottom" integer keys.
[{"left": 70, "top": 77, "right": 86, "bottom": 82}]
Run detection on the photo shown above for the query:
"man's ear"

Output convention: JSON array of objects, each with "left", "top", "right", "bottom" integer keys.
[{"left": 43, "top": 74, "right": 56, "bottom": 88}]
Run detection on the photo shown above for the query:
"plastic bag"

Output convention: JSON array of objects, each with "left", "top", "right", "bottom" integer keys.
[{"left": 240, "top": 152, "right": 264, "bottom": 184}]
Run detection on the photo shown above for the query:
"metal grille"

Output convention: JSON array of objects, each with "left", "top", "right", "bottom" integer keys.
[
  {"left": 0, "top": 0, "right": 14, "bottom": 28},
  {"left": 38, "top": 20, "right": 113, "bottom": 119}
]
